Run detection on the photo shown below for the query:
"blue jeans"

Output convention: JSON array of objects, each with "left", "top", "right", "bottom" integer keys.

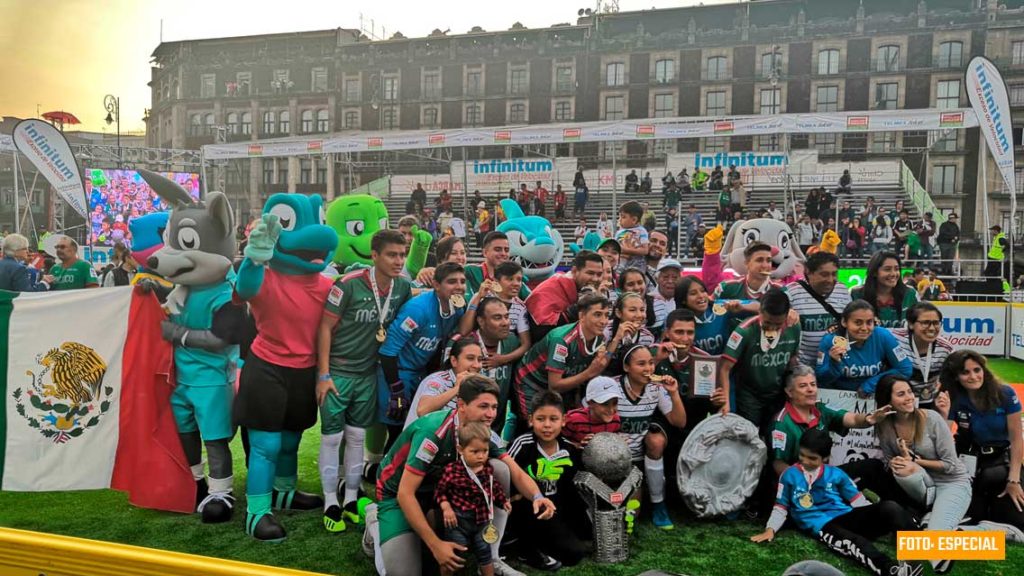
[
  {"left": 895, "top": 469, "right": 971, "bottom": 531},
  {"left": 445, "top": 512, "right": 493, "bottom": 567}
]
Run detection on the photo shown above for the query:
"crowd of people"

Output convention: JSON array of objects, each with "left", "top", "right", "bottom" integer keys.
[
  {"left": 87, "top": 170, "right": 200, "bottom": 247},
  {"left": 3, "top": 176, "right": 1024, "bottom": 576}
]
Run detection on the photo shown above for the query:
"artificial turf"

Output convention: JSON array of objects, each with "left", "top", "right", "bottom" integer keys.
[{"left": 4, "top": 361, "right": 1024, "bottom": 575}]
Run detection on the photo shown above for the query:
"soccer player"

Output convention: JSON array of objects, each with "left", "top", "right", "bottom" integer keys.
[
  {"left": 316, "top": 229, "right": 412, "bottom": 532},
  {"left": 464, "top": 231, "right": 531, "bottom": 300},
  {"left": 713, "top": 241, "right": 779, "bottom": 301}
]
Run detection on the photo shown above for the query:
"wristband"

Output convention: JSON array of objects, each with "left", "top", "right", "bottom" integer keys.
[
  {"left": 532, "top": 493, "right": 544, "bottom": 502},
  {"left": 318, "top": 373, "right": 332, "bottom": 382},
  {"left": 468, "top": 304, "right": 478, "bottom": 312},
  {"left": 180, "top": 331, "right": 190, "bottom": 347}
]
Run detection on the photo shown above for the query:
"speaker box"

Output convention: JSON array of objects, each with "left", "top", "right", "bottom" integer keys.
[{"left": 953, "top": 278, "right": 1004, "bottom": 301}]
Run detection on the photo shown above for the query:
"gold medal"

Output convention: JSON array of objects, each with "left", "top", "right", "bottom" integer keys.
[
  {"left": 764, "top": 329, "right": 779, "bottom": 341},
  {"left": 649, "top": 374, "right": 665, "bottom": 382},
  {"left": 712, "top": 303, "right": 727, "bottom": 316},
  {"left": 490, "top": 283, "right": 503, "bottom": 294},
  {"left": 798, "top": 492, "right": 814, "bottom": 509},
  {"left": 833, "top": 336, "right": 849, "bottom": 352},
  {"left": 376, "top": 326, "right": 387, "bottom": 343},
  {"left": 450, "top": 294, "right": 466, "bottom": 308},
  {"left": 482, "top": 522, "right": 499, "bottom": 544}
]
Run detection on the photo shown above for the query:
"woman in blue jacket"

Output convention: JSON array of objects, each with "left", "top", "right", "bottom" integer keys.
[{"left": 816, "top": 299, "right": 912, "bottom": 397}]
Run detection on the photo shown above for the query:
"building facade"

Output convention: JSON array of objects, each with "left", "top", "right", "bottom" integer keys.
[{"left": 146, "top": 0, "right": 1024, "bottom": 235}]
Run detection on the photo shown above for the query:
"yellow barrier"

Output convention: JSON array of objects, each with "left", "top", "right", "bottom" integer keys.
[{"left": 0, "top": 528, "right": 330, "bottom": 576}]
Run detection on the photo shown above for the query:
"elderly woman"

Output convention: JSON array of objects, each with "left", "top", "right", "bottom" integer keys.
[
  {"left": 0, "top": 233, "right": 51, "bottom": 292},
  {"left": 891, "top": 302, "right": 953, "bottom": 411},
  {"left": 938, "top": 350, "right": 1024, "bottom": 539}
]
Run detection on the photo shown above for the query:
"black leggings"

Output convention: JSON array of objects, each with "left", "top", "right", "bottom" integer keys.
[
  {"left": 818, "top": 501, "right": 917, "bottom": 576},
  {"left": 968, "top": 459, "right": 1024, "bottom": 530}
]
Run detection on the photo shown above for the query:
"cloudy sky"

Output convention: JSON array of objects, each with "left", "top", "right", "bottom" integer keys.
[{"left": 0, "top": 0, "right": 733, "bottom": 134}]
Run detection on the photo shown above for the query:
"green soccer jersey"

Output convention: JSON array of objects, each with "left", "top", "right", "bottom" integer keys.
[
  {"left": 771, "top": 401, "right": 847, "bottom": 464},
  {"left": 464, "top": 263, "right": 531, "bottom": 300},
  {"left": 513, "top": 322, "right": 603, "bottom": 417},
  {"left": 850, "top": 286, "right": 918, "bottom": 329},
  {"left": 376, "top": 409, "right": 505, "bottom": 500},
  {"left": 49, "top": 260, "right": 97, "bottom": 290},
  {"left": 723, "top": 317, "right": 801, "bottom": 426},
  {"left": 714, "top": 278, "right": 781, "bottom": 302},
  {"left": 443, "top": 330, "right": 521, "bottom": 426},
  {"left": 325, "top": 268, "right": 412, "bottom": 375}
]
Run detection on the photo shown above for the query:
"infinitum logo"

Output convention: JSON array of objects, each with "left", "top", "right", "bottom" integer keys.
[
  {"left": 693, "top": 152, "right": 788, "bottom": 169},
  {"left": 473, "top": 159, "right": 554, "bottom": 174}
]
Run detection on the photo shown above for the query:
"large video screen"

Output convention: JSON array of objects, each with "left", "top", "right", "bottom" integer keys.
[{"left": 85, "top": 168, "right": 200, "bottom": 247}]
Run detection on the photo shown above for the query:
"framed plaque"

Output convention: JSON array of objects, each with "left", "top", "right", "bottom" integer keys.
[{"left": 689, "top": 356, "right": 719, "bottom": 398}]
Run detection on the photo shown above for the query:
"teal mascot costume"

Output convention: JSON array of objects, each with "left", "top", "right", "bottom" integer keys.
[
  {"left": 497, "top": 199, "right": 564, "bottom": 287},
  {"left": 234, "top": 193, "right": 339, "bottom": 541}
]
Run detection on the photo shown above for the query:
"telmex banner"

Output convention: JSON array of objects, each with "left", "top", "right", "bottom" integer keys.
[{"left": 202, "top": 108, "right": 979, "bottom": 160}]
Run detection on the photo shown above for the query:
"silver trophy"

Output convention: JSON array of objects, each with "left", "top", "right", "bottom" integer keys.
[
  {"left": 676, "top": 413, "right": 766, "bottom": 517},
  {"left": 573, "top": 432, "right": 643, "bottom": 564}
]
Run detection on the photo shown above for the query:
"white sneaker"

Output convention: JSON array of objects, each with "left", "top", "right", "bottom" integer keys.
[
  {"left": 978, "top": 520, "right": 1024, "bottom": 543},
  {"left": 491, "top": 558, "right": 527, "bottom": 576}
]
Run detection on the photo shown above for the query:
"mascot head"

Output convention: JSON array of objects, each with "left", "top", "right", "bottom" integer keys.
[
  {"left": 262, "top": 193, "right": 337, "bottom": 275},
  {"left": 128, "top": 211, "right": 169, "bottom": 265},
  {"left": 496, "top": 199, "right": 564, "bottom": 282},
  {"left": 138, "top": 169, "right": 235, "bottom": 286},
  {"left": 721, "top": 218, "right": 805, "bottom": 279},
  {"left": 326, "top": 194, "right": 389, "bottom": 267}
]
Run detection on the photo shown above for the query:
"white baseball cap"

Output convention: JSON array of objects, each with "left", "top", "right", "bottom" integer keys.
[
  {"left": 584, "top": 376, "right": 624, "bottom": 404},
  {"left": 656, "top": 258, "right": 683, "bottom": 273}
]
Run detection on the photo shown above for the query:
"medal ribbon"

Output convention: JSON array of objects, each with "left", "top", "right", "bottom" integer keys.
[
  {"left": 909, "top": 336, "right": 935, "bottom": 391},
  {"left": 461, "top": 455, "right": 494, "bottom": 522},
  {"left": 368, "top": 267, "right": 395, "bottom": 333}
]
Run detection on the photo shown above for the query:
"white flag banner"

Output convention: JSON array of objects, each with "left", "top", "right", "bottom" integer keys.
[
  {"left": 12, "top": 119, "right": 88, "bottom": 218},
  {"left": 818, "top": 389, "right": 882, "bottom": 466},
  {"left": 966, "top": 56, "right": 1017, "bottom": 196}
]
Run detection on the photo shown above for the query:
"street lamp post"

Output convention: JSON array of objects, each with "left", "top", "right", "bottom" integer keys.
[{"left": 104, "top": 94, "right": 120, "bottom": 160}]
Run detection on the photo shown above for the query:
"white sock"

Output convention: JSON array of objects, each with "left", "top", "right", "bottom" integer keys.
[
  {"left": 190, "top": 462, "right": 204, "bottom": 481},
  {"left": 319, "top": 432, "right": 343, "bottom": 510},
  {"left": 343, "top": 425, "right": 367, "bottom": 505},
  {"left": 491, "top": 506, "right": 508, "bottom": 559},
  {"left": 644, "top": 456, "right": 666, "bottom": 504}
]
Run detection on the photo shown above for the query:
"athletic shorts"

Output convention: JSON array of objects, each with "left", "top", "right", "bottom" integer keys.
[
  {"left": 378, "top": 491, "right": 437, "bottom": 545},
  {"left": 171, "top": 383, "right": 234, "bottom": 441},
  {"left": 320, "top": 371, "right": 378, "bottom": 433},
  {"left": 234, "top": 353, "right": 317, "bottom": 432}
]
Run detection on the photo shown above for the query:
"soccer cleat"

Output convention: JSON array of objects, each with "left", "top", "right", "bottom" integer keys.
[
  {"left": 322, "top": 504, "right": 347, "bottom": 533},
  {"left": 516, "top": 549, "right": 562, "bottom": 572},
  {"left": 492, "top": 558, "right": 527, "bottom": 576},
  {"left": 977, "top": 520, "right": 1024, "bottom": 543},
  {"left": 624, "top": 499, "right": 641, "bottom": 535},
  {"left": 272, "top": 489, "right": 324, "bottom": 511},
  {"left": 246, "top": 512, "right": 287, "bottom": 543},
  {"left": 651, "top": 502, "right": 674, "bottom": 530},
  {"left": 342, "top": 500, "right": 362, "bottom": 525}
]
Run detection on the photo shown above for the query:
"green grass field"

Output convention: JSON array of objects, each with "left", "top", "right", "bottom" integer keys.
[{"left": 4, "top": 360, "right": 1024, "bottom": 575}]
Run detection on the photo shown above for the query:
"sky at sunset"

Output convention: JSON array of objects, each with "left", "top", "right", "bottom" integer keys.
[{"left": 0, "top": 0, "right": 728, "bottom": 135}]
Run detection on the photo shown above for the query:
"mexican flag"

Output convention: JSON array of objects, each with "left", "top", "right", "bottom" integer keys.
[{"left": 0, "top": 287, "right": 195, "bottom": 513}]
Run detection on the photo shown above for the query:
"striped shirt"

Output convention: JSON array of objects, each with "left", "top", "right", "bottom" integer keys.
[
  {"left": 617, "top": 375, "right": 673, "bottom": 460},
  {"left": 562, "top": 407, "right": 622, "bottom": 448},
  {"left": 891, "top": 329, "right": 953, "bottom": 404},
  {"left": 784, "top": 281, "right": 852, "bottom": 367},
  {"left": 405, "top": 370, "right": 458, "bottom": 428},
  {"left": 506, "top": 297, "right": 529, "bottom": 335},
  {"left": 650, "top": 291, "right": 676, "bottom": 331}
]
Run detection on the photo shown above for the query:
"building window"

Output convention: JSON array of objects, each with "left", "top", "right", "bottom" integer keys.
[
  {"left": 423, "top": 107, "right": 439, "bottom": 128},
  {"left": 602, "top": 141, "right": 626, "bottom": 160},
  {"left": 383, "top": 77, "right": 399, "bottom": 101},
  {"left": 875, "top": 82, "right": 898, "bottom": 110},
  {"left": 278, "top": 159, "right": 288, "bottom": 184},
  {"left": 226, "top": 112, "right": 240, "bottom": 135},
  {"left": 931, "top": 165, "right": 956, "bottom": 194},
  {"left": 1014, "top": 41, "right": 1024, "bottom": 66},
  {"left": 382, "top": 107, "right": 398, "bottom": 130},
  {"left": 654, "top": 93, "right": 674, "bottom": 118},
  {"left": 510, "top": 67, "right": 528, "bottom": 94},
  {"left": 241, "top": 112, "right": 252, "bottom": 135},
  {"left": 200, "top": 74, "right": 216, "bottom": 98},
  {"left": 311, "top": 67, "right": 328, "bottom": 92},
  {"left": 604, "top": 95, "right": 625, "bottom": 120},
  {"left": 931, "top": 129, "right": 957, "bottom": 152},
  {"left": 816, "top": 134, "right": 839, "bottom": 154},
  {"left": 704, "top": 137, "right": 727, "bottom": 153},
  {"left": 262, "top": 111, "right": 276, "bottom": 134},
  {"left": 872, "top": 131, "right": 897, "bottom": 153},
  {"left": 1011, "top": 84, "right": 1024, "bottom": 106},
  {"left": 706, "top": 91, "right": 726, "bottom": 116},
  {"left": 316, "top": 109, "right": 330, "bottom": 133},
  {"left": 606, "top": 62, "right": 625, "bottom": 86},
  {"left": 300, "top": 159, "right": 312, "bottom": 184},
  {"left": 466, "top": 69, "right": 483, "bottom": 96},
  {"left": 875, "top": 45, "right": 900, "bottom": 72},
  {"left": 190, "top": 114, "right": 203, "bottom": 136},
  {"left": 816, "top": 85, "right": 839, "bottom": 112},
  {"left": 316, "top": 161, "right": 327, "bottom": 185},
  {"left": 554, "top": 101, "right": 572, "bottom": 121},
  {"left": 654, "top": 59, "right": 675, "bottom": 83},
  {"left": 263, "top": 160, "right": 274, "bottom": 185},
  {"left": 653, "top": 139, "right": 675, "bottom": 156},
  {"left": 204, "top": 113, "right": 215, "bottom": 135},
  {"left": 555, "top": 66, "right": 574, "bottom": 92},
  {"left": 465, "top": 103, "right": 482, "bottom": 127},
  {"left": 422, "top": 70, "right": 441, "bottom": 99},
  {"left": 509, "top": 102, "right": 527, "bottom": 124},
  {"left": 301, "top": 110, "right": 314, "bottom": 133},
  {"left": 937, "top": 41, "right": 963, "bottom": 68},
  {"left": 706, "top": 56, "right": 727, "bottom": 81},
  {"left": 760, "top": 88, "right": 781, "bottom": 115},
  {"left": 235, "top": 72, "right": 252, "bottom": 96},
  {"left": 345, "top": 78, "right": 361, "bottom": 102},
  {"left": 344, "top": 110, "right": 360, "bottom": 129},
  {"left": 818, "top": 49, "right": 840, "bottom": 75},
  {"left": 936, "top": 80, "right": 960, "bottom": 109},
  {"left": 279, "top": 110, "right": 290, "bottom": 134},
  {"left": 760, "top": 51, "right": 782, "bottom": 78},
  {"left": 272, "top": 69, "right": 291, "bottom": 93},
  {"left": 758, "top": 134, "right": 781, "bottom": 151}
]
